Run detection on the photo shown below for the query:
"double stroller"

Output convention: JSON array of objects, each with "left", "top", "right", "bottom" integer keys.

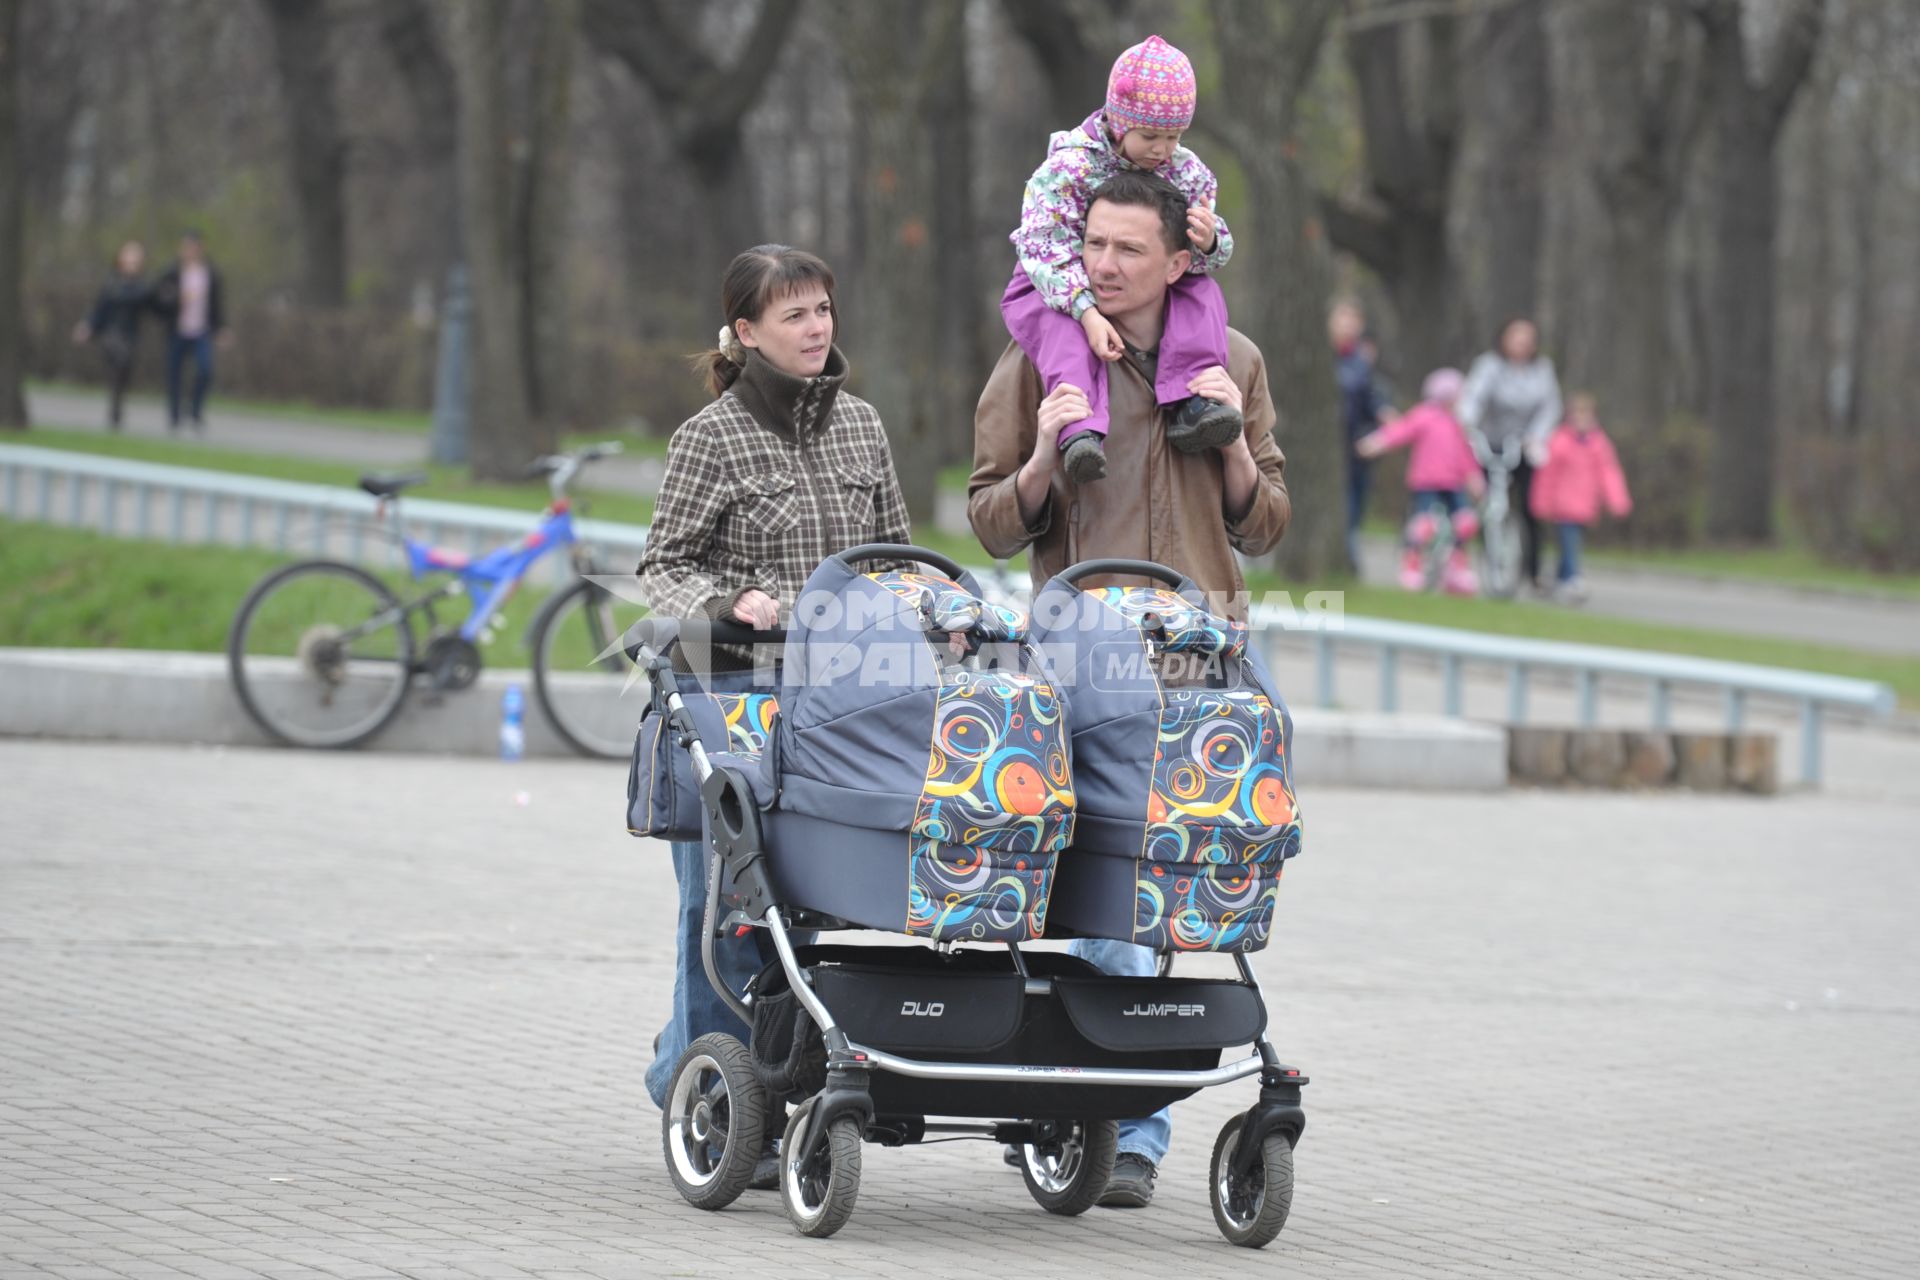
[{"left": 626, "top": 545, "right": 1308, "bottom": 1246}]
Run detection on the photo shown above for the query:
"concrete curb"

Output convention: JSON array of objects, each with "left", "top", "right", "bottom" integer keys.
[{"left": 0, "top": 647, "right": 1508, "bottom": 790}]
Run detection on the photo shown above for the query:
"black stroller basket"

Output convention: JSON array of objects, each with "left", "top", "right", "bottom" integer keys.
[{"left": 628, "top": 547, "right": 1308, "bottom": 1246}]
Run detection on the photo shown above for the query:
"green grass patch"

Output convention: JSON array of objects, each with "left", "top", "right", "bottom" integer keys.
[
  {"left": 4, "top": 428, "right": 654, "bottom": 525},
  {"left": 0, "top": 518, "right": 563, "bottom": 658},
  {"left": 1246, "top": 571, "right": 1917, "bottom": 707}
]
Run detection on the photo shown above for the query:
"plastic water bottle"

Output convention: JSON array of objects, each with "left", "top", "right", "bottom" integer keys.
[{"left": 499, "top": 684, "right": 526, "bottom": 762}]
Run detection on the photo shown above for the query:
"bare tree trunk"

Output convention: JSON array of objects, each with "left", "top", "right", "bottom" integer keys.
[
  {"left": 996, "top": 0, "right": 1125, "bottom": 125},
  {"left": 520, "top": 0, "right": 576, "bottom": 427},
  {"left": 835, "top": 0, "right": 971, "bottom": 522},
  {"left": 1211, "top": 0, "right": 1344, "bottom": 579},
  {"left": 448, "top": 0, "right": 544, "bottom": 480},
  {"left": 1468, "top": 0, "right": 1549, "bottom": 328},
  {"left": 378, "top": 0, "right": 460, "bottom": 278},
  {"left": 259, "top": 0, "right": 349, "bottom": 307},
  {"left": 1321, "top": 3, "right": 1470, "bottom": 384},
  {"left": 582, "top": 0, "right": 800, "bottom": 281},
  {"left": 1564, "top": 1, "right": 1705, "bottom": 454},
  {"left": 1694, "top": 0, "right": 1822, "bottom": 543},
  {"left": 0, "top": 0, "right": 24, "bottom": 429}
]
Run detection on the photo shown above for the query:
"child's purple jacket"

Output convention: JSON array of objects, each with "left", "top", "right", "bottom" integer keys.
[{"left": 1011, "top": 109, "right": 1233, "bottom": 320}]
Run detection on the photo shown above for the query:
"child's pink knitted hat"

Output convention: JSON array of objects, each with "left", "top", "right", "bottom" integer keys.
[{"left": 1106, "top": 35, "right": 1197, "bottom": 136}]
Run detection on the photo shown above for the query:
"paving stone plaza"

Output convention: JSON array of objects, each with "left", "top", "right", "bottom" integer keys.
[{"left": 4, "top": 738, "right": 1918, "bottom": 1278}]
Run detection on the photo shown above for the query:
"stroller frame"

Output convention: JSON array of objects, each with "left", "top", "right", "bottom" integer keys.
[{"left": 634, "top": 549, "right": 1308, "bottom": 1246}]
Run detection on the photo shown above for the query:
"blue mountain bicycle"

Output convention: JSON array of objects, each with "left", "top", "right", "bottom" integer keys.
[{"left": 227, "top": 442, "right": 646, "bottom": 756}]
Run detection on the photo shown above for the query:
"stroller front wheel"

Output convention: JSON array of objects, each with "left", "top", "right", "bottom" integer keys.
[
  {"left": 781, "top": 1098, "right": 862, "bottom": 1238},
  {"left": 1210, "top": 1113, "right": 1295, "bottom": 1248},
  {"left": 1018, "top": 1118, "right": 1118, "bottom": 1216},
  {"left": 662, "top": 1034, "right": 768, "bottom": 1211}
]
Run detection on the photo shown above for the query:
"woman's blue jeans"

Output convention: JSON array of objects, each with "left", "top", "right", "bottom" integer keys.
[{"left": 643, "top": 668, "right": 770, "bottom": 1108}]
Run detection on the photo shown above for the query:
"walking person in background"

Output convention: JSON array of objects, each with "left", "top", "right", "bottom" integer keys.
[
  {"left": 69, "top": 240, "right": 150, "bottom": 430},
  {"left": 1457, "top": 318, "right": 1562, "bottom": 593},
  {"left": 1529, "top": 392, "right": 1632, "bottom": 603},
  {"left": 1356, "top": 367, "right": 1485, "bottom": 595},
  {"left": 150, "top": 231, "right": 227, "bottom": 433},
  {"left": 1330, "top": 301, "right": 1389, "bottom": 570}
]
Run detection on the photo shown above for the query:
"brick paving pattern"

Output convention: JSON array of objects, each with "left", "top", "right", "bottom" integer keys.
[{"left": 4, "top": 738, "right": 1917, "bottom": 1278}]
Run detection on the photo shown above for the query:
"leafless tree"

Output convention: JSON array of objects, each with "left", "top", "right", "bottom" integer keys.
[
  {"left": 259, "top": 0, "right": 349, "bottom": 306},
  {"left": 1691, "top": 0, "right": 1823, "bottom": 541},
  {"left": 0, "top": 0, "right": 24, "bottom": 428},
  {"left": 1211, "top": 0, "right": 1346, "bottom": 578},
  {"left": 832, "top": 0, "right": 978, "bottom": 521},
  {"left": 582, "top": 0, "right": 801, "bottom": 283},
  {"left": 1463, "top": 0, "right": 1550, "bottom": 330},
  {"left": 1320, "top": 0, "right": 1470, "bottom": 381}
]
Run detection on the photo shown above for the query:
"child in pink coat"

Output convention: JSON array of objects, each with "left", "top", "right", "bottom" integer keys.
[
  {"left": 1529, "top": 393, "right": 1631, "bottom": 600},
  {"left": 1357, "top": 368, "right": 1485, "bottom": 594}
]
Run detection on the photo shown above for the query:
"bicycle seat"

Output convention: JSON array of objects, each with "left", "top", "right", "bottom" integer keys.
[{"left": 359, "top": 472, "right": 429, "bottom": 499}]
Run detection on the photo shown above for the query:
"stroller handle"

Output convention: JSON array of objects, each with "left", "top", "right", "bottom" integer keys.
[
  {"left": 623, "top": 615, "right": 790, "bottom": 664},
  {"left": 1057, "top": 558, "right": 1196, "bottom": 592},
  {"left": 833, "top": 543, "right": 971, "bottom": 582}
]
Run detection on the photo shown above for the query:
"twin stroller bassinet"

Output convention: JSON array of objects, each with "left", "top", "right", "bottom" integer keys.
[{"left": 626, "top": 546, "right": 1308, "bottom": 1246}]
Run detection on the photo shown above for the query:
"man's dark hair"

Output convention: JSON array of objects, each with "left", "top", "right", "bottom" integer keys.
[{"left": 1087, "top": 171, "right": 1190, "bottom": 255}]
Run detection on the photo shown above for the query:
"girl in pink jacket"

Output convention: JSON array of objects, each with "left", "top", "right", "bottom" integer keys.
[
  {"left": 1529, "top": 393, "right": 1631, "bottom": 600},
  {"left": 1357, "top": 368, "right": 1485, "bottom": 594}
]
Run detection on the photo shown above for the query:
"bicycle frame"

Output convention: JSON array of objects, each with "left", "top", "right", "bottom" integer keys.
[{"left": 383, "top": 500, "right": 581, "bottom": 643}]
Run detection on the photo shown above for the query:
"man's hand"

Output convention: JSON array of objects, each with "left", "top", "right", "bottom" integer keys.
[
  {"left": 71, "top": 321, "right": 91, "bottom": 345},
  {"left": 730, "top": 589, "right": 779, "bottom": 630},
  {"left": 1080, "top": 308, "right": 1125, "bottom": 362},
  {"left": 1035, "top": 383, "right": 1092, "bottom": 454},
  {"left": 1186, "top": 204, "right": 1219, "bottom": 255},
  {"left": 1185, "top": 365, "right": 1244, "bottom": 423}
]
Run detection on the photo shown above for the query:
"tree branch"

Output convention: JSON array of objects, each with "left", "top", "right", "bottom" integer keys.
[
  {"left": 1758, "top": 0, "right": 1823, "bottom": 133},
  {"left": 1317, "top": 191, "right": 1399, "bottom": 276}
]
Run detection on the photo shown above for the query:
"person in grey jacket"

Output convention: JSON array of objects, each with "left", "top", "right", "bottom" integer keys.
[{"left": 1457, "top": 318, "right": 1562, "bottom": 592}]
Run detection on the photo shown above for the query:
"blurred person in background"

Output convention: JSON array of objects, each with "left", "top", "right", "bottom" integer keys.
[
  {"left": 150, "top": 231, "right": 228, "bottom": 433},
  {"left": 1331, "top": 300, "right": 1389, "bottom": 571},
  {"left": 1457, "top": 318, "right": 1562, "bottom": 594},
  {"left": 1530, "top": 391, "right": 1632, "bottom": 603},
  {"left": 70, "top": 240, "right": 151, "bottom": 430}
]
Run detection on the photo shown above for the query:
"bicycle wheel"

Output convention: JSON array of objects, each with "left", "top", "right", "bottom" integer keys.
[
  {"left": 529, "top": 575, "right": 650, "bottom": 759},
  {"left": 228, "top": 560, "right": 416, "bottom": 748}
]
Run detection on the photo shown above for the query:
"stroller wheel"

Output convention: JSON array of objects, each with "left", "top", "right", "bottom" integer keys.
[
  {"left": 1017, "top": 1118, "right": 1117, "bottom": 1216},
  {"left": 661, "top": 1034, "right": 768, "bottom": 1211},
  {"left": 781, "top": 1098, "right": 862, "bottom": 1238},
  {"left": 1210, "top": 1113, "right": 1294, "bottom": 1248}
]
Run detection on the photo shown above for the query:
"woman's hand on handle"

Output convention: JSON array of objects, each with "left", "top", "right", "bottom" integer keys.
[{"left": 730, "top": 589, "right": 780, "bottom": 630}]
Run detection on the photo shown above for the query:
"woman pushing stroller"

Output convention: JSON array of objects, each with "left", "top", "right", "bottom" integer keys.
[{"left": 634, "top": 244, "right": 913, "bottom": 1185}]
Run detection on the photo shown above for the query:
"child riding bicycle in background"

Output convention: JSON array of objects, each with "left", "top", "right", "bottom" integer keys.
[{"left": 1356, "top": 368, "right": 1485, "bottom": 595}]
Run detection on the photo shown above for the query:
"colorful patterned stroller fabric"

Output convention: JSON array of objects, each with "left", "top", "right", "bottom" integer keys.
[
  {"left": 756, "top": 558, "right": 1076, "bottom": 942},
  {"left": 1029, "top": 571, "right": 1301, "bottom": 952}
]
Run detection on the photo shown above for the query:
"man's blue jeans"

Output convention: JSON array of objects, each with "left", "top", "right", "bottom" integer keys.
[
  {"left": 1068, "top": 937, "right": 1172, "bottom": 1165},
  {"left": 166, "top": 332, "right": 214, "bottom": 425}
]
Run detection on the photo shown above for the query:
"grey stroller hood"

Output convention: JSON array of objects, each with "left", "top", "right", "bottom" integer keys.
[
  {"left": 756, "top": 548, "right": 1076, "bottom": 941},
  {"left": 1028, "top": 561, "right": 1302, "bottom": 952}
]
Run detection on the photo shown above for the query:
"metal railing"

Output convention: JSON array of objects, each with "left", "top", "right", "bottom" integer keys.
[
  {"left": 5, "top": 442, "right": 1897, "bottom": 785},
  {"left": 0, "top": 443, "right": 650, "bottom": 583},
  {"left": 1249, "top": 606, "right": 1895, "bottom": 786}
]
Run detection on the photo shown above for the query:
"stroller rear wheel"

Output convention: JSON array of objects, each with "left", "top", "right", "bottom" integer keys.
[
  {"left": 781, "top": 1098, "right": 862, "bottom": 1238},
  {"left": 1210, "top": 1113, "right": 1294, "bottom": 1248},
  {"left": 662, "top": 1034, "right": 768, "bottom": 1211},
  {"left": 1018, "top": 1118, "right": 1118, "bottom": 1216}
]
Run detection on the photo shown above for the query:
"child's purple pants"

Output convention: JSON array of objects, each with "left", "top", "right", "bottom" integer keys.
[{"left": 1000, "top": 267, "right": 1230, "bottom": 445}]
